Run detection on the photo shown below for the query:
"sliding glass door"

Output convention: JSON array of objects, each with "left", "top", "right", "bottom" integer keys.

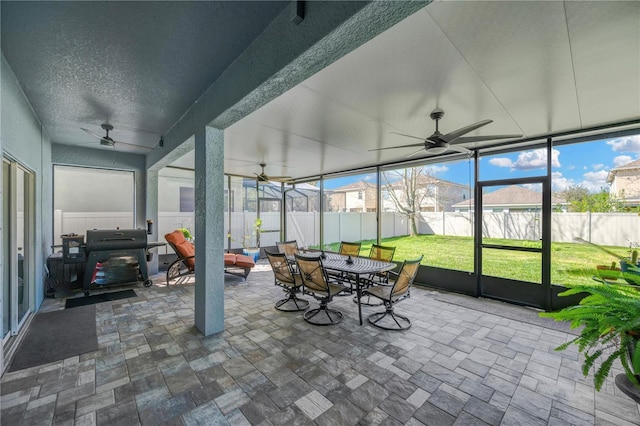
[{"left": 2, "top": 159, "right": 34, "bottom": 344}]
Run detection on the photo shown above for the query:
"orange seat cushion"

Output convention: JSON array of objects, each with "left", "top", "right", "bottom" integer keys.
[
  {"left": 224, "top": 253, "right": 236, "bottom": 266},
  {"left": 234, "top": 254, "right": 256, "bottom": 269},
  {"left": 165, "top": 230, "right": 195, "bottom": 270}
]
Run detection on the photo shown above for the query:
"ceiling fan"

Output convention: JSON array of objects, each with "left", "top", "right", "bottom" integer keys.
[
  {"left": 370, "top": 109, "right": 522, "bottom": 157},
  {"left": 81, "top": 124, "right": 153, "bottom": 150},
  {"left": 255, "top": 163, "right": 292, "bottom": 182}
]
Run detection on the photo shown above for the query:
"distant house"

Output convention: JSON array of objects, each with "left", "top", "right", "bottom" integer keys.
[
  {"left": 382, "top": 174, "right": 470, "bottom": 212},
  {"left": 329, "top": 175, "right": 469, "bottom": 213},
  {"left": 607, "top": 158, "right": 640, "bottom": 207},
  {"left": 327, "top": 181, "right": 377, "bottom": 212},
  {"left": 453, "top": 185, "right": 567, "bottom": 212}
]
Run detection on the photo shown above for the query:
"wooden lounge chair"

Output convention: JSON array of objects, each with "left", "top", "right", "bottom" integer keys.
[{"left": 164, "top": 230, "right": 255, "bottom": 285}]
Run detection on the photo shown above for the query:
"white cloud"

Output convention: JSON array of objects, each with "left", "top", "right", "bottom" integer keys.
[
  {"left": 489, "top": 149, "right": 560, "bottom": 170},
  {"left": 363, "top": 173, "right": 376, "bottom": 181},
  {"left": 551, "top": 171, "right": 574, "bottom": 191},
  {"left": 592, "top": 163, "right": 604, "bottom": 171},
  {"left": 513, "top": 149, "right": 561, "bottom": 170},
  {"left": 607, "top": 135, "right": 640, "bottom": 153},
  {"left": 424, "top": 165, "right": 449, "bottom": 175},
  {"left": 489, "top": 158, "right": 513, "bottom": 168},
  {"left": 581, "top": 170, "right": 609, "bottom": 192},
  {"left": 614, "top": 155, "right": 635, "bottom": 167}
]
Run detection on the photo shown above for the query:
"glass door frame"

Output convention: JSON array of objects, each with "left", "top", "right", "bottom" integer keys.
[
  {"left": 3, "top": 159, "right": 35, "bottom": 341},
  {"left": 474, "top": 175, "right": 552, "bottom": 310},
  {"left": 257, "top": 180, "right": 283, "bottom": 250}
]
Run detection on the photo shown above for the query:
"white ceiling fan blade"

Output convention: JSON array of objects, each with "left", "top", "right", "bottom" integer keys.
[
  {"left": 113, "top": 140, "right": 153, "bottom": 151},
  {"left": 80, "top": 127, "right": 104, "bottom": 140},
  {"left": 406, "top": 148, "right": 426, "bottom": 158},
  {"left": 390, "top": 131, "right": 427, "bottom": 142},
  {"left": 369, "top": 142, "right": 424, "bottom": 152},
  {"left": 441, "top": 120, "right": 493, "bottom": 143}
]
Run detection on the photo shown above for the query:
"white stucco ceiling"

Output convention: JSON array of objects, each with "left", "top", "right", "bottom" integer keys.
[{"left": 2, "top": 1, "right": 639, "bottom": 180}]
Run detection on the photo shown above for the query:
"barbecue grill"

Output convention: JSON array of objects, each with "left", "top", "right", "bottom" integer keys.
[{"left": 82, "top": 229, "right": 153, "bottom": 295}]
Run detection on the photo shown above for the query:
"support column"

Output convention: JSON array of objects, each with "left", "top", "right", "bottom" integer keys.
[
  {"left": 146, "top": 169, "right": 159, "bottom": 276},
  {"left": 194, "top": 126, "right": 225, "bottom": 335}
]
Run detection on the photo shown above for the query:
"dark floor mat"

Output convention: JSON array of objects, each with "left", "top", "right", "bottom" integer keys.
[
  {"left": 65, "top": 289, "right": 137, "bottom": 309},
  {"left": 9, "top": 305, "right": 98, "bottom": 372}
]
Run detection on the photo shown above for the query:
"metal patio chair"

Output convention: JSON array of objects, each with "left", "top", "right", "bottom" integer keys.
[
  {"left": 265, "top": 250, "right": 309, "bottom": 312},
  {"left": 276, "top": 240, "right": 299, "bottom": 257},
  {"left": 295, "top": 253, "right": 346, "bottom": 325},
  {"left": 363, "top": 255, "right": 423, "bottom": 330},
  {"left": 357, "top": 244, "right": 397, "bottom": 306}
]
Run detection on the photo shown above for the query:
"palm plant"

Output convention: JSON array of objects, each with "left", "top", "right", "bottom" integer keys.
[{"left": 540, "top": 281, "right": 640, "bottom": 391}]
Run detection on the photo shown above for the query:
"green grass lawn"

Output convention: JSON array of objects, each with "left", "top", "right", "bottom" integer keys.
[{"left": 322, "top": 234, "right": 629, "bottom": 286}]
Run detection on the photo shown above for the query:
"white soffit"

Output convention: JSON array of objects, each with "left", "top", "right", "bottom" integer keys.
[
  {"left": 566, "top": 1, "right": 640, "bottom": 126},
  {"left": 224, "top": 1, "right": 640, "bottom": 179},
  {"left": 427, "top": 1, "right": 579, "bottom": 135}
]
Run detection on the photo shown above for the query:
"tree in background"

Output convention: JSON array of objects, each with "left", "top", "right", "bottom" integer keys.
[
  {"left": 381, "top": 167, "right": 468, "bottom": 236},
  {"left": 558, "top": 185, "right": 629, "bottom": 212},
  {"left": 382, "top": 167, "right": 426, "bottom": 237}
]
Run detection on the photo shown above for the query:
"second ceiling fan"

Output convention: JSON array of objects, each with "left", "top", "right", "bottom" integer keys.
[
  {"left": 81, "top": 124, "right": 153, "bottom": 150},
  {"left": 371, "top": 109, "right": 522, "bottom": 157},
  {"left": 255, "top": 163, "right": 292, "bottom": 183}
]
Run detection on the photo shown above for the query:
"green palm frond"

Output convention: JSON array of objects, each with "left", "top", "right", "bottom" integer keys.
[{"left": 541, "top": 281, "right": 640, "bottom": 391}]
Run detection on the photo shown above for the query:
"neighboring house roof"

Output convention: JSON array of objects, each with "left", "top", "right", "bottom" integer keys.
[
  {"left": 453, "top": 185, "right": 566, "bottom": 208},
  {"left": 606, "top": 158, "right": 640, "bottom": 183},
  {"left": 383, "top": 174, "right": 469, "bottom": 191},
  {"left": 330, "top": 181, "right": 376, "bottom": 192}
]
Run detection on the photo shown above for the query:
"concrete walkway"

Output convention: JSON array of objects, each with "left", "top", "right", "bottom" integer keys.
[{"left": 2, "top": 262, "right": 639, "bottom": 425}]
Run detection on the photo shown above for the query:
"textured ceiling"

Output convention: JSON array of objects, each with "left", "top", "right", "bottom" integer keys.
[
  {"left": 2, "top": 1, "right": 639, "bottom": 179},
  {"left": 1, "top": 1, "right": 288, "bottom": 153}
]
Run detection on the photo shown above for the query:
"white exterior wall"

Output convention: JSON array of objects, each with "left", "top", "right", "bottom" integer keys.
[
  {"left": 345, "top": 191, "right": 365, "bottom": 211},
  {"left": 611, "top": 171, "right": 640, "bottom": 199}
]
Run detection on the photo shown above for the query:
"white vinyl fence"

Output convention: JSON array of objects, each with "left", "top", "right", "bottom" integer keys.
[
  {"left": 54, "top": 210, "right": 640, "bottom": 253},
  {"left": 53, "top": 210, "right": 134, "bottom": 246}
]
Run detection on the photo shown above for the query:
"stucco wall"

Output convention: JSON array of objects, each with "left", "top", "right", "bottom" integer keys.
[{"left": 1, "top": 54, "right": 53, "bottom": 311}]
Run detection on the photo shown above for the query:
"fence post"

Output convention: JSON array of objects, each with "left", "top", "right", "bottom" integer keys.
[
  {"left": 442, "top": 211, "right": 446, "bottom": 236},
  {"left": 588, "top": 210, "right": 592, "bottom": 243},
  {"left": 54, "top": 209, "right": 63, "bottom": 245}
]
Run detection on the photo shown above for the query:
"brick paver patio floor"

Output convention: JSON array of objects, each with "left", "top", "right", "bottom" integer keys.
[{"left": 2, "top": 261, "right": 639, "bottom": 425}]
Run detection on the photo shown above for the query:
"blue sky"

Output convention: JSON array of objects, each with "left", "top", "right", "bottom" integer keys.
[{"left": 324, "top": 134, "right": 640, "bottom": 193}]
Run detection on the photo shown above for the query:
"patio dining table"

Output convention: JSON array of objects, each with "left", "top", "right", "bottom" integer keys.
[{"left": 296, "top": 251, "right": 396, "bottom": 325}]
